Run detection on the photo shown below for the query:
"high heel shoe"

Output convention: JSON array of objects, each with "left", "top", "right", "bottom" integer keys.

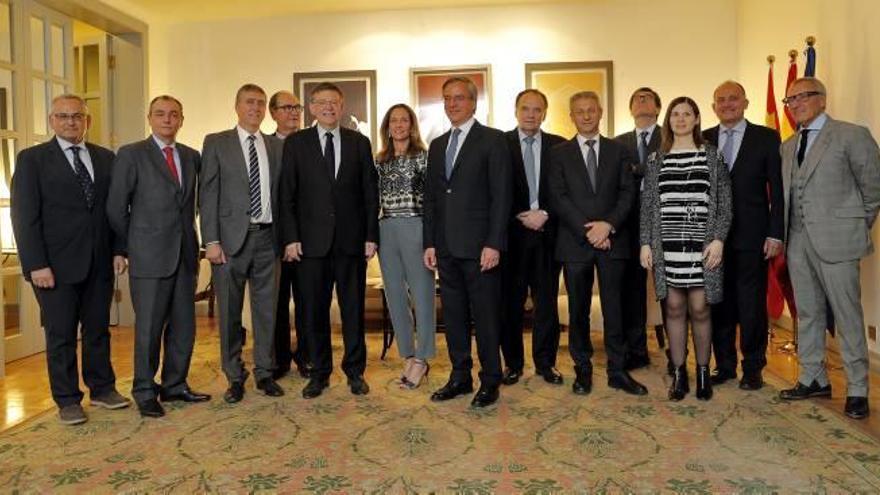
[
  {"left": 395, "top": 357, "right": 416, "bottom": 385},
  {"left": 401, "top": 359, "right": 430, "bottom": 389},
  {"left": 668, "top": 364, "right": 689, "bottom": 401},
  {"left": 695, "top": 364, "right": 713, "bottom": 401}
]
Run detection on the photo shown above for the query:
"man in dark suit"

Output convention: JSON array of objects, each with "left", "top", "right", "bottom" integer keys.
[
  {"left": 107, "top": 95, "right": 211, "bottom": 418},
  {"left": 500, "top": 89, "right": 565, "bottom": 386},
  {"left": 280, "top": 82, "right": 379, "bottom": 399},
  {"left": 704, "top": 80, "right": 783, "bottom": 390},
  {"left": 267, "top": 90, "right": 311, "bottom": 379},
  {"left": 11, "top": 94, "right": 130, "bottom": 425},
  {"left": 200, "top": 84, "right": 284, "bottom": 403},
  {"left": 613, "top": 87, "right": 662, "bottom": 371},
  {"left": 423, "top": 76, "right": 512, "bottom": 408},
  {"left": 548, "top": 91, "right": 647, "bottom": 397}
]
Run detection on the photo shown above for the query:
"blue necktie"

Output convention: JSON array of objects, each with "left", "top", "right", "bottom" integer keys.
[
  {"left": 247, "top": 135, "right": 262, "bottom": 219},
  {"left": 722, "top": 128, "right": 735, "bottom": 171},
  {"left": 445, "top": 128, "right": 461, "bottom": 180},
  {"left": 638, "top": 131, "right": 649, "bottom": 164},
  {"left": 523, "top": 135, "right": 538, "bottom": 206},
  {"left": 585, "top": 139, "right": 598, "bottom": 193}
]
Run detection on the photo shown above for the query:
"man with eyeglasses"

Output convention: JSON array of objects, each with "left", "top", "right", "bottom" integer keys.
[
  {"left": 266, "top": 90, "right": 311, "bottom": 380},
  {"left": 200, "top": 83, "right": 285, "bottom": 403},
  {"left": 703, "top": 80, "right": 784, "bottom": 391},
  {"left": 11, "top": 94, "right": 130, "bottom": 425},
  {"left": 280, "top": 82, "right": 379, "bottom": 399},
  {"left": 778, "top": 77, "right": 880, "bottom": 420}
]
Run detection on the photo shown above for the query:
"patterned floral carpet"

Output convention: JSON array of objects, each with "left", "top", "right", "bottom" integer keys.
[{"left": 1, "top": 333, "right": 879, "bottom": 494}]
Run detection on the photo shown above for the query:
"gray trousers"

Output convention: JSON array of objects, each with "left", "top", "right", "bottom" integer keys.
[
  {"left": 130, "top": 260, "right": 196, "bottom": 402},
  {"left": 212, "top": 228, "right": 279, "bottom": 384},
  {"left": 378, "top": 217, "right": 436, "bottom": 360},
  {"left": 788, "top": 229, "right": 869, "bottom": 397}
]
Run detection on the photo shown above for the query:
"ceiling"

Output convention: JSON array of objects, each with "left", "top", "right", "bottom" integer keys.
[{"left": 110, "top": 0, "right": 572, "bottom": 23}]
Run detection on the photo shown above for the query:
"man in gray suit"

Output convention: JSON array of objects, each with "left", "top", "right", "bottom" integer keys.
[
  {"left": 200, "top": 83, "right": 284, "bottom": 403},
  {"left": 778, "top": 77, "right": 880, "bottom": 420},
  {"left": 107, "top": 95, "right": 211, "bottom": 418}
]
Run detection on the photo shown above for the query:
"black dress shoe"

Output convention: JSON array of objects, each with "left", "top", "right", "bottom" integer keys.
[
  {"left": 624, "top": 355, "right": 651, "bottom": 371},
  {"left": 739, "top": 372, "right": 764, "bottom": 391},
  {"left": 430, "top": 380, "right": 474, "bottom": 402},
  {"left": 844, "top": 396, "right": 870, "bottom": 419},
  {"left": 695, "top": 365, "right": 713, "bottom": 401},
  {"left": 608, "top": 371, "right": 648, "bottom": 396},
  {"left": 348, "top": 375, "right": 370, "bottom": 396},
  {"left": 501, "top": 368, "right": 523, "bottom": 386},
  {"left": 536, "top": 367, "right": 564, "bottom": 385},
  {"left": 224, "top": 382, "right": 245, "bottom": 403},
  {"left": 257, "top": 378, "right": 285, "bottom": 397},
  {"left": 138, "top": 398, "right": 165, "bottom": 418},
  {"left": 161, "top": 388, "right": 211, "bottom": 403},
  {"left": 302, "top": 376, "right": 329, "bottom": 399},
  {"left": 572, "top": 371, "right": 593, "bottom": 395},
  {"left": 779, "top": 380, "right": 832, "bottom": 400},
  {"left": 470, "top": 384, "right": 500, "bottom": 408},
  {"left": 710, "top": 368, "right": 737, "bottom": 385}
]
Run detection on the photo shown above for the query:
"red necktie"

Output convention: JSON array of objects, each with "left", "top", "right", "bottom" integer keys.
[{"left": 163, "top": 146, "right": 180, "bottom": 185}]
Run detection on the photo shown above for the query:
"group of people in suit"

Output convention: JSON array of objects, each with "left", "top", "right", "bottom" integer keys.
[{"left": 9, "top": 72, "right": 878, "bottom": 424}]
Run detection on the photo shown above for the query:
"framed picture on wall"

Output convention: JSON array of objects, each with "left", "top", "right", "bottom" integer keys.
[
  {"left": 525, "top": 61, "right": 614, "bottom": 139},
  {"left": 293, "top": 69, "right": 378, "bottom": 144},
  {"left": 410, "top": 65, "right": 491, "bottom": 144}
]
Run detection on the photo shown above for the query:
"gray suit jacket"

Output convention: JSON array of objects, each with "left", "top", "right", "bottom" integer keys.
[
  {"left": 199, "top": 128, "right": 283, "bottom": 257},
  {"left": 107, "top": 137, "right": 201, "bottom": 278},
  {"left": 782, "top": 115, "right": 880, "bottom": 263}
]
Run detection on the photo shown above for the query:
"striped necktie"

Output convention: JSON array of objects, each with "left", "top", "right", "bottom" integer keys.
[{"left": 247, "top": 135, "right": 262, "bottom": 218}]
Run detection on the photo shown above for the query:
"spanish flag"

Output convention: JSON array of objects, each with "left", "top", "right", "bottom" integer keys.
[{"left": 780, "top": 50, "right": 798, "bottom": 140}]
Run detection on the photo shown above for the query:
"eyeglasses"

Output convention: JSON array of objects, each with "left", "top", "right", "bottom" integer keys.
[
  {"left": 275, "top": 104, "right": 303, "bottom": 113},
  {"left": 52, "top": 112, "right": 86, "bottom": 122},
  {"left": 782, "top": 91, "right": 823, "bottom": 106}
]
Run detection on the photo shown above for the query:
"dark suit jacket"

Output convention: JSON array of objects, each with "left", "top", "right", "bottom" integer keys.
[
  {"left": 549, "top": 136, "right": 635, "bottom": 262},
  {"left": 107, "top": 137, "right": 201, "bottom": 278},
  {"left": 505, "top": 129, "right": 566, "bottom": 248},
  {"left": 199, "top": 129, "right": 283, "bottom": 256},
  {"left": 703, "top": 121, "right": 783, "bottom": 251},
  {"left": 280, "top": 126, "right": 379, "bottom": 257},
  {"left": 613, "top": 126, "right": 661, "bottom": 179},
  {"left": 423, "top": 120, "right": 512, "bottom": 258},
  {"left": 11, "top": 138, "right": 122, "bottom": 283}
]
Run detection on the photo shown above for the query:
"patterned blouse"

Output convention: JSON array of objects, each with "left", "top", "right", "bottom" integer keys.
[{"left": 375, "top": 150, "right": 427, "bottom": 219}]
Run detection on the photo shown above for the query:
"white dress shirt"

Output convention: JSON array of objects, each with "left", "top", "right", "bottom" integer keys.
[
  {"left": 152, "top": 134, "right": 182, "bottom": 184},
  {"left": 576, "top": 133, "right": 602, "bottom": 169},
  {"left": 236, "top": 126, "right": 272, "bottom": 223},
  {"left": 317, "top": 125, "right": 342, "bottom": 177},
  {"left": 56, "top": 136, "right": 94, "bottom": 180},
  {"left": 718, "top": 118, "right": 748, "bottom": 167}
]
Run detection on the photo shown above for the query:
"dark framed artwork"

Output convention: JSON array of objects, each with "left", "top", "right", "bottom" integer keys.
[
  {"left": 525, "top": 61, "right": 614, "bottom": 138},
  {"left": 294, "top": 69, "right": 377, "bottom": 144},
  {"left": 410, "top": 65, "right": 491, "bottom": 144}
]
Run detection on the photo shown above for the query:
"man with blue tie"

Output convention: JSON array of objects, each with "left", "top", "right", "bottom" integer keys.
[
  {"left": 423, "top": 77, "right": 512, "bottom": 408},
  {"left": 11, "top": 94, "right": 130, "bottom": 425},
  {"left": 200, "top": 84, "right": 284, "bottom": 403}
]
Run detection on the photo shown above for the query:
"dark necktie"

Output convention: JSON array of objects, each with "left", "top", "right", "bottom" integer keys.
[
  {"left": 445, "top": 128, "right": 461, "bottom": 180},
  {"left": 69, "top": 146, "right": 95, "bottom": 210},
  {"left": 638, "top": 131, "right": 649, "bottom": 164},
  {"left": 163, "top": 146, "right": 180, "bottom": 186},
  {"left": 796, "top": 129, "right": 811, "bottom": 167},
  {"left": 324, "top": 131, "right": 336, "bottom": 179},
  {"left": 585, "top": 139, "right": 598, "bottom": 193},
  {"left": 722, "top": 128, "right": 735, "bottom": 171},
  {"left": 247, "top": 135, "right": 262, "bottom": 219},
  {"left": 523, "top": 135, "right": 538, "bottom": 206}
]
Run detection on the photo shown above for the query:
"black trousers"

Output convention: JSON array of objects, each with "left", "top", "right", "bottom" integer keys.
[
  {"left": 129, "top": 259, "right": 196, "bottom": 402},
  {"left": 711, "top": 248, "right": 769, "bottom": 375},
  {"left": 621, "top": 245, "right": 649, "bottom": 361},
  {"left": 297, "top": 254, "right": 367, "bottom": 379},
  {"left": 563, "top": 254, "right": 626, "bottom": 373},
  {"left": 33, "top": 267, "right": 116, "bottom": 407},
  {"left": 500, "top": 233, "right": 561, "bottom": 372},
  {"left": 438, "top": 256, "right": 503, "bottom": 386},
  {"left": 275, "top": 260, "right": 308, "bottom": 369}
]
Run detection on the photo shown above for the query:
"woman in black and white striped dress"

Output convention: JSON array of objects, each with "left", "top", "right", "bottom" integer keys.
[{"left": 640, "top": 96, "right": 732, "bottom": 402}]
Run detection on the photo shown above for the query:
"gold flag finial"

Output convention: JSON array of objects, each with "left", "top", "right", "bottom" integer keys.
[
  {"left": 767, "top": 55, "right": 776, "bottom": 64},
  {"left": 806, "top": 36, "right": 816, "bottom": 46},
  {"left": 788, "top": 49, "right": 798, "bottom": 60}
]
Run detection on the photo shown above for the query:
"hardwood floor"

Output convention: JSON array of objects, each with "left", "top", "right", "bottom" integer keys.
[{"left": 1, "top": 318, "right": 878, "bottom": 438}]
